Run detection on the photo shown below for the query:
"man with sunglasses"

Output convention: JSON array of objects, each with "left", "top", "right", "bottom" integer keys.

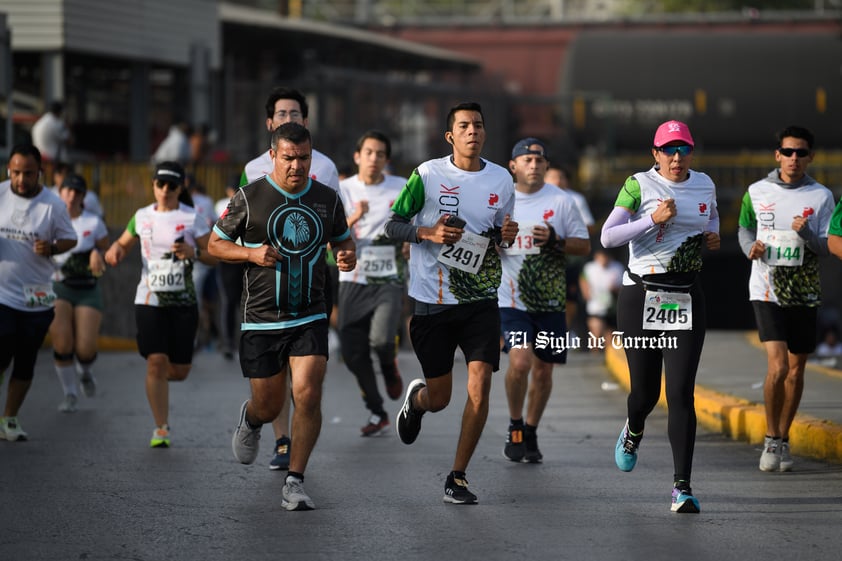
[{"left": 738, "top": 126, "right": 835, "bottom": 473}]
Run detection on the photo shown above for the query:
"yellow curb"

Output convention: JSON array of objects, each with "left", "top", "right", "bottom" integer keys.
[{"left": 604, "top": 341, "right": 842, "bottom": 463}]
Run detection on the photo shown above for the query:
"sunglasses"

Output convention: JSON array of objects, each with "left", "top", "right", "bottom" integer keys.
[
  {"left": 778, "top": 147, "right": 810, "bottom": 158},
  {"left": 657, "top": 145, "right": 693, "bottom": 157},
  {"left": 154, "top": 180, "right": 180, "bottom": 191}
]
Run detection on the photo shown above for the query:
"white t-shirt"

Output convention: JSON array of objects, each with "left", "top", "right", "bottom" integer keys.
[
  {"left": 338, "top": 173, "right": 407, "bottom": 285},
  {"left": 740, "top": 176, "right": 834, "bottom": 306},
  {"left": 582, "top": 259, "right": 625, "bottom": 316},
  {"left": 0, "top": 182, "right": 77, "bottom": 311},
  {"left": 498, "top": 184, "right": 588, "bottom": 312},
  {"left": 31, "top": 112, "right": 70, "bottom": 161},
  {"left": 126, "top": 202, "right": 210, "bottom": 307},
  {"left": 564, "top": 188, "right": 595, "bottom": 228},
  {"left": 390, "top": 156, "right": 515, "bottom": 305},
  {"left": 243, "top": 149, "right": 339, "bottom": 191},
  {"left": 52, "top": 210, "right": 109, "bottom": 282}
]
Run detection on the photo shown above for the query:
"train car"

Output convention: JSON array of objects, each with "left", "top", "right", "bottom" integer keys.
[{"left": 559, "top": 28, "right": 842, "bottom": 151}]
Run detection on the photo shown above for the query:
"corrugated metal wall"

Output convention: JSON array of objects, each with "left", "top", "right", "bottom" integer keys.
[{"left": 2, "top": 0, "right": 220, "bottom": 67}]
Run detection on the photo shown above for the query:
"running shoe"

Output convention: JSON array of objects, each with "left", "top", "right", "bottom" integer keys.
[
  {"left": 671, "top": 484, "right": 701, "bottom": 513},
  {"left": 269, "top": 436, "right": 291, "bottom": 471},
  {"left": 759, "top": 436, "right": 781, "bottom": 472},
  {"left": 150, "top": 425, "right": 170, "bottom": 448},
  {"left": 79, "top": 371, "right": 97, "bottom": 398},
  {"left": 232, "top": 400, "right": 261, "bottom": 464},
  {"left": 360, "top": 413, "right": 390, "bottom": 437},
  {"left": 0, "top": 417, "right": 28, "bottom": 442},
  {"left": 779, "top": 441, "right": 794, "bottom": 472},
  {"left": 614, "top": 420, "right": 639, "bottom": 472},
  {"left": 58, "top": 394, "right": 78, "bottom": 413},
  {"left": 384, "top": 362, "right": 404, "bottom": 400},
  {"left": 443, "top": 473, "right": 478, "bottom": 505},
  {"left": 282, "top": 476, "right": 315, "bottom": 511},
  {"left": 523, "top": 427, "right": 543, "bottom": 464},
  {"left": 395, "top": 378, "right": 426, "bottom": 445},
  {"left": 503, "top": 423, "right": 525, "bottom": 462}
]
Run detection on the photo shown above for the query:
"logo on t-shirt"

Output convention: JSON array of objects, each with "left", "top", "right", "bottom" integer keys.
[
  {"left": 802, "top": 207, "right": 815, "bottom": 217},
  {"left": 488, "top": 193, "right": 499, "bottom": 206},
  {"left": 543, "top": 209, "right": 554, "bottom": 221},
  {"left": 698, "top": 203, "right": 707, "bottom": 215}
]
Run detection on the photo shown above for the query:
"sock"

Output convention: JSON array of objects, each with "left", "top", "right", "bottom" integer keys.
[
  {"left": 626, "top": 426, "right": 643, "bottom": 445},
  {"left": 524, "top": 423, "right": 537, "bottom": 435},
  {"left": 287, "top": 472, "right": 304, "bottom": 483},
  {"left": 55, "top": 364, "right": 78, "bottom": 396},
  {"left": 674, "top": 479, "right": 692, "bottom": 492},
  {"left": 510, "top": 417, "right": 524, "bottom": 427},
  {"left": 450, "top": 470, "right": 466, "bottom": 481}
]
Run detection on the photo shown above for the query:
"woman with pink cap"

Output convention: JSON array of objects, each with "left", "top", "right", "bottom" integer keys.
[{"left": 600, "top": 120, "right": 720, "bottom": 513}]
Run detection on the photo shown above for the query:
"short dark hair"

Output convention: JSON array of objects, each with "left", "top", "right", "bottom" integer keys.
[
  {"left": 355, "top": 130, "right": 391, "bottom": 159},
  {"left": 264, "top": 87, "right": 309, "bottom": 120},
  {"left": 446, "top": 102, "right": 483, "bottom": 132},
  {"left": 777, "top": 126, "right": 814, "bottom": 150},
  {"left": 270, "top": 122, "right": 311, "bottom": 150},
  {"left": 49, "top": 101, "right": 64, "bottom": 115},
  {"left": 9, "top": 144, "right": 42, "bottom": 168}
]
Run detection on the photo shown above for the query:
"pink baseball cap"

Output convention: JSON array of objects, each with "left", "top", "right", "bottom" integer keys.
[{"left": 653, "top": 120, "right": 694, "bottom": 147}]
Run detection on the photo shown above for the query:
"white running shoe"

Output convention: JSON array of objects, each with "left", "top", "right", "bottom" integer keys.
[
  {"left": 759, "top": 436, "right": 781, "bottom": 472},
  {"left": 232, "top": 400, "right": 261, "bottom": 464},
  {"left": 58, "top": 394, "right": 78, "bottom": 413},
  {"left": 0, "top": 417, "right": 29, "bottom": 441},
  {"left": 282, "top": 476, "right": 315, "bottom": 511}
]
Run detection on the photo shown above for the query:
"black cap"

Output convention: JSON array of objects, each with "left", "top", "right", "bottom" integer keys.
[
  {"left": 61, "top": 173, "right": 87, "bottom": 194},
  {"left": 511, "top": 137, "right": 548, "bottom": 160},
  {"left": 153, "top": 161, "right": 185, "bottom": 185}
]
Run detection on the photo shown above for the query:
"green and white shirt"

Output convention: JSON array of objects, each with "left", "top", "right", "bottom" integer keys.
[
  {"left": 498, "top": 184, "right": 588, "bottom": 312},
  {"left": 127, "top": 203, "right": 209, "bottom": 307},
  {"left": 614, "top": 167, "right": 717, "bottom": 282},
  {"left": 738, "top": 171, "right": 834, "bottom": 307},
  {"left": 390, "top": 156, "right": 515, "bottom": 305}
]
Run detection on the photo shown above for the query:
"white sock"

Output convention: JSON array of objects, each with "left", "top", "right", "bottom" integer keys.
[{"left": 56, "top": 364, "right": 78, "bottom": 396}]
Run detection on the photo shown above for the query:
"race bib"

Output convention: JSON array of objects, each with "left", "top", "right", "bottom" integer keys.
[
  {"left": 505, "top": 222, "right": 540, "bottom": 255},
  {"left": 642, "top": 290, "right": 692, "bottom": 331},
  {"left": 360, "top": 245, "right": 397, "bottom": 278},
  {"left": 147, "top": 259, "right": 187, "bottom": 292},
  {"left": 23, "top": 284, "right": 56, "bottom": 308},
  {"left": 437, "top": 231, "right": 490, "bottom": 274},
  {"left": 759, "top": 229, "right": 804, "bottom": 267}
]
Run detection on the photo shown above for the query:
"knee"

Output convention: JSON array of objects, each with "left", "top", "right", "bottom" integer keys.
[
  {"left": 167, "top": 365, "right": 191, "bottom": 382},
  {"left": 532, "top": 369, "right": 553, "bottom": 392},
  {"left": 293, "top": 384, "right": 323, "bottom": 413}
]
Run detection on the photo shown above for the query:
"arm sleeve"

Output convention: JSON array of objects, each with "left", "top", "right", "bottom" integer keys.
[
  {"left": 600, "top": 206, "right": 655, "bottom": 248},
  {"left": 384, "top": 213, "right": 419, "bottom": 243},
  {"left": 737, "top": 225, "right": 756, "bottom": 257}
]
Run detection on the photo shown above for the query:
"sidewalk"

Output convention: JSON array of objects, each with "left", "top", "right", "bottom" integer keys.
[{"left": 605, "top": 329, "right": 842, "bottom": 464}]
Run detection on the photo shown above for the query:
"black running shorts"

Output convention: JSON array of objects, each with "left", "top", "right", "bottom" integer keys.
[
  {"left": 752, "top": 301, "right": 818, "bottom": 355},
  {"left": 239, "top": 320, "right": 329, "bottom": 378}
]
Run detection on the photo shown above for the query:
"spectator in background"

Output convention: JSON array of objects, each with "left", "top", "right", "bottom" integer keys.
[
  {"left": 190, "top": 123, "right": 210, "bottom": 168},
  {"left": 31, "top": 101, "right": 72, "bottom": 162},
  {"left": 579, "top": 248, "right": 624, "bottom": 352},
  {"left": 815, "top": 326, "right": 842, "bottom": 357},
  {"left": 185, "top": 175, "right": 219, "bottom": 352},
  {"left": 152, "top": 120, "right": 192, "bottom": 166}
]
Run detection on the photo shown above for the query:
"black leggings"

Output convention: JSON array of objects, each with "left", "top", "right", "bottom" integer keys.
[{"left": 616, "top": 281, "right": 706, "bottom": 483}]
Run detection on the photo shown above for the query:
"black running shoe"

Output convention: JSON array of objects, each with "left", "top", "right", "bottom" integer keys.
[
  {"left": 443, "top": 473, "right": 478, "bottom": 505},
  {"left": 523, "top": 428, "right": 543, "bottom": 464},
  {"left": 395, "top": 378, "right": 426, "bottom": 444},
  {"left": 503, "top": 423, "right": 525, "bottom": 462}
]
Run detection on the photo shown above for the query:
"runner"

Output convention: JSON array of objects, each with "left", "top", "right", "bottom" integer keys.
[
  {"left": 48, "top": 173, "right": 110, "bottom": 412},
  {"left": 104, "top": 161, "right": 216, "bottom": 447},
  {"left": 601, "top": 120, "right": 719, "bottom": 513}
]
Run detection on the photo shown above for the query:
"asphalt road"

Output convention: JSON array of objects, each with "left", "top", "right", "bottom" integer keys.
[{"left": 2, "top": 345, "right": 841, "bottom": 561}]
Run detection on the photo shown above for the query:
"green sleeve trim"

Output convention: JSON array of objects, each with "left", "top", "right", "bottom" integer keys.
[
  {"left": 738, "top": 191, "right": 757, "bottom": 229},
  {"left": 614, "top": 177, "right": 641, "bottom": 211},
  {"left": 390, "top": 169, "right": 425, "bottom": 219},
  {"left": 239, "top": 169, "right": 248, "bottom": 187},
  {"left": 829, "top": 200, "right": 842, "bottom": 236},
  {"left": 126, "top": 213, "right": 138, "bottom": 237}
]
